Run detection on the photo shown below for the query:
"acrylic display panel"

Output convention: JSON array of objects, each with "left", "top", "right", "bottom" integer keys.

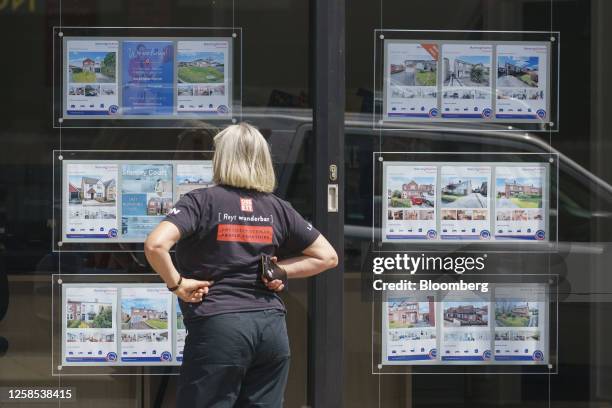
[
  {"left": 374, "top": 152, "right": 559, "bottom": 252},
  {"left": 374, "top": 30, "right": 560, "bottom": 132},
  {"left": 53, "top": 150, "right": 213, "bottom": 252},
  {"left": 53, "top": 274, "right": 185, "bottom": 375},
  {"left": 53, "top": 27, "right": 241, "bottom": 128},
  {"left": 372, "top": 273, "right": 558, "bottom": 374}
]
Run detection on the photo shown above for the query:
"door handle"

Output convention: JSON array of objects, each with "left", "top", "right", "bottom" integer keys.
[{"left": 328, "top": 184, "right": 338, "bottom": 212}]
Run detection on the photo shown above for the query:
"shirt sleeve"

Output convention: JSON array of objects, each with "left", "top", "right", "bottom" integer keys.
[
  {"left": 163, "top": 192, "right": 202, "bottom": 239},
  {"left": 280, "top": 201, "right": 321, "bottom": 254}
]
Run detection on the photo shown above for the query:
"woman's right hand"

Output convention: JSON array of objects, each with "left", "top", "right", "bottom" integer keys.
[{"left": 175, "top": 278, "right": 213, "bottom": 303}]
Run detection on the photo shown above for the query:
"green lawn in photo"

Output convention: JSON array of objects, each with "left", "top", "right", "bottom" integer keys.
[
  {"left": 178, "top": 66, "right": 224, "bottom": 83},
  {"left": 71, "top": 71, "right": 96, "bottom": 83},
  {"left": 68, "top": 320, "right": 89, "bottom": 329},
  {"left": 388, "top": 322, "right": 414, "bottom": 329},
  {"left": 510, "top": 195, "right": 541, "bottom": 208},
  {"left": 145, "top": 319, "right": 168, "bottom": 329},
  {"left": 416, "top": 71, "right": 436, "bottom": 86},
  {"left": 519, "top": 74, "right": 537, "bottom": 87},
  {"left": 389, "top": 197, "right": 412, "bottom": 208},
  {"left": 441, "top": 195, "right": 458, "bottom": 203},
  {"left": 496, "top": 313, "right": 529, "bottom": 327}
]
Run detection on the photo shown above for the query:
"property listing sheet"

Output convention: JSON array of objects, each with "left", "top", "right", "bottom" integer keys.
[
  {"left": 440, "top": 165, "right": 492, "bottom": 240},
  {"left": 495, "top": 44, "right": 549, "bottom": 120},
  {"left": 64, "top": 286, "right": 118, "bottom": 364},
  {"left": 176, "top": 40, "right": 230, "bottom": 115},
  {"left": 121, "top": 41, "right": 175, "bottom": 116},
  {"left": 494, "top": 284, "right": 548, "bottom": 363},
  {"left": 385, "top": 42, "right": 440, "bottom": 119},
  {"left": 175, "top": 299, "right": 186, "bottom": 362},
  {"left": 121, "top": 164, "right": 173, "bottom": 240},
  {"left": 385, "top": 165, "right": 437, "bottom": 240},
  {"left": 65, "top": 40, "right": 119, "bottom": 116},
  {"left": 494, "top": 165, "right": 547, "bottom": 240},
  {"left": 384, "top": 292, "right": 438, "bottom": 362},
  {"left": 440, "top": 291, "right": 491, "bottom": 362},
  {"left": 65, "top": 163, "right": 119, "bottom": 240},
  {"left": 120, "top": 286, "right": 174, "bottom": 363},
  {"left": 441, "top": 44, "right": 493, "bottom": 119}
]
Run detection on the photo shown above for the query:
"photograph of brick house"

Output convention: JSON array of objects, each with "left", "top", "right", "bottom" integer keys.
[
  {"left": 387, "top": 297, "right": 435, "bottom": 329},
  {"left": 68, "top": 174, "right": 116, "bottom": 206},
  {"left": 496, "top": 177, "right": 543, "bottom": 209},
  {"left": 66, "top": 298, "right": 113, "bottom": 329},
  {"left": 387, "top": 176, "right": 435, "bottom": 209},
  {"left": 443, "top": 302, "right": 489, "bottom": 327},
  {"left": 121, "top": 296, "right": 169, "bottom": 330},
  {"left": 495, "top": 301, "right": 539, "bottom": 327}
]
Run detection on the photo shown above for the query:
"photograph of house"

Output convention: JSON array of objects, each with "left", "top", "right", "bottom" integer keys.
[
  {"left": 496, "top": 178, "right": 543, "bottom": 208},
  {"left": 68, "top": 175, "right": 117, "bottom": 206},
  {"left": 443, "top": 55, "right": 491, "bottom": 87},
  {"left": 387, "top": 176, "right": 435, "bottom": 209},
  {"left": 495, "top": 301, "right": 539, "bottom": 327},
  {"left": 443, "top": 302, "right": 488, "bottom": 327},
  {"left": 177, "top": 51, "right": 225, "bottom": 84},
  {"left": 121, "top": 331, "right": 169, "bottom": 343},
  {"left": 66, "top": 298, "right": 113, "bottom": 329},
  {"left": 147, "top": 196, "right": 174, "bottom": 216},
  {"left": 387, "top": 297, "right": 435, "bottom": 329},
  {"left": 68, "top": 51, "right": 116, "bottom": 83},
  {"left": 121, "top": 297, "right": 169, "bottom": 330},
  {"left": 497, "top": 56, "right": 539, "bottom": 88},
  {"left": 441, "top": 177, "right": 488, "bottom": 208},
  {"left": 389, "top": 57, "right": 437, "bottom": 87}
]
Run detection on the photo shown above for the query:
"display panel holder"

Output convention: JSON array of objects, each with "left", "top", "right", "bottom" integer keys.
[
  {"left": 52, "top": 149, "right": 214, "bottom": 252},
  {"left": 373, "top": 30, "right": 560, "bottom": 133},
  {"left": 371, "top": 273, "right": 558, "bottom": 375},
  {"left": 52, "top": 274, "right": 182, "bottom": 376},
  {"left": 374, "top": 152, "right": 559, "bottom": 253},
  {"left": 53, "top": 26, "right": 242, "bottom": 129}
]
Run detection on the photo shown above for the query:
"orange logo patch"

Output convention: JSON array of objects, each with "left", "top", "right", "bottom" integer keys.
[
  {"left": 240, "top": 198, "right": 253, "bottom": 212},
  {"left": 217, "top": 224, "right": 273, "bottom": 243}
]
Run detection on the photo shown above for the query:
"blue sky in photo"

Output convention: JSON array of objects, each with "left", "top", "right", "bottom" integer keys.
[
  {"left": 454, "top": 55, "right": 491, "bottom": 65},
  {"left": 121, "top": 297, "right": 167, "bottom": 314},
  {"left": 498, "top": 56, "right": 539, "bottom": 70},
  {"left": 69, "top": 51, "right": 113, "bottom": 67},
  {"left": 495, "top": 177, "right": 542, "bottom": 190},
  {"left": 388, "top": 176, "right": 435, "bottom": 191},
  {"left": 177, "top": 51, "right": 224, "bottom": 64}
]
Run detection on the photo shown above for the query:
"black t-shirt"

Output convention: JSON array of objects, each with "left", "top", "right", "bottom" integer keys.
[{"left": 163, "top": 185, "right": 320, "bottom": 321}]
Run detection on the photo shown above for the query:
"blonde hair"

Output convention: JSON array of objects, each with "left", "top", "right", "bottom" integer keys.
[{"left": 212, "top": 123, "right": 276, "bottom": 193}]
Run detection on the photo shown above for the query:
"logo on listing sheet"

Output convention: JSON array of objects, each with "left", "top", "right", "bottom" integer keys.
[
  {"left": 482, "top": 108, "right": 492, "bottom": 118},
  {"left": 535, "top": 230, "right": 546, "bottom": 240},
  {"left": 108, "top": 228, "right": 118, "bottom": 238},
  {"left": 427, "top": 230, "right": 437, "bottom": 239},
  {"left": 537, "top": 109, "right": 547, "bottom": 119},
  {"left": 429, "top": 349, "right": 437, "bottom": 359},
  {"left": 480, "top": 230, "right": 491, "bottom": 240},
  {"left": 106, "top": 352, "right": 118, "bottom": 362},
  {"left": 483, "top": 350, "right": 492, "bottom": 361},
  {"left": 240, "top": 198, "right": 253, "bottom": 212},
  {"left": 217, "top": 105, "right": 229, "bottom": 114},
  {"left": 429, "top": 108, "right": 439, "bottom": 117},
  {"left": 533, "top": 350, "right": 544, "bottom": 361},
  {"left": 109, "top": 105, "right": 119, "bottom": 114},
  {"left": 161, "top": 351, "right": 172, "bottom": 362}
]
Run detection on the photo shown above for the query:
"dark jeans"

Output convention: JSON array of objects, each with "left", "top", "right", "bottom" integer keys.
[{"left": 177, "top": 309, "right": 291, "bottom": 408}]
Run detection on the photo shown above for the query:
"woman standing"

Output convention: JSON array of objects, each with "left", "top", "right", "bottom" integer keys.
[{"left": 144, "top": 123, "right": 338, "bottom": 407}]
